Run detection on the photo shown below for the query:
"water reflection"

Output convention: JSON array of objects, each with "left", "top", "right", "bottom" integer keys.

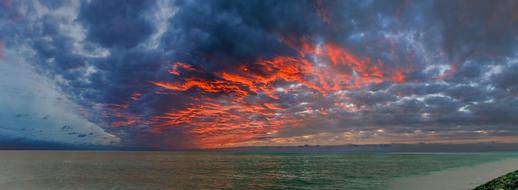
[{"left": 0, "top": 151, "right": 515, "bottom": 190}]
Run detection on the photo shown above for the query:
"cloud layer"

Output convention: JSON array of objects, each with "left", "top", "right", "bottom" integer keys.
[
  {"left": 0, "top": 49, "right": 118, "bottom": 146},
  {"left": 0, "top": 0, "right": 517, "bottom": 148}
]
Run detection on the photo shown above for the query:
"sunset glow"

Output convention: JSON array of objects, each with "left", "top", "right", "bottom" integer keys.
[{"left": 0, "top": 0, "right": 517, "bottom": 149}]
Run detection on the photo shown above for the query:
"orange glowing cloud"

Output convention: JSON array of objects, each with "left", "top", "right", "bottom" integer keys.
[
  {"left": 102, "top": 92, "right": 149, "bottom": 128},
  {"left": 150, "top": 96, "right": 304, "bottom": 148},
  {"left": 130, "top": 92, "right": 142, "bottom": 101},
  {"left": 152, "top": 79, "right": 250, "bottom": 97},
  {"left": 169, "top": 62, "right": 197, "bottom": 76},
  {"left": 391, "top": 69, "right": 406, "bottom": 83},
  {"left": 105, "top": 103, "right": 143, "bottom": 128},
  {"left": 148, "top": 37, "right": 411, "bottom": 148},
  {"left": 324, "top": 43, "right": 384, "bottom": 84}
]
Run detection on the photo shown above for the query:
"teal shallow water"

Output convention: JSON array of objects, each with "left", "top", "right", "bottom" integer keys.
[{"left": 0, "top": 151, "right": 516, "bottom": 190}]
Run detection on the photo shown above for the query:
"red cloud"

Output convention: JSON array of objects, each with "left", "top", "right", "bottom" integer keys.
[{"left": 147, "top": 37, "right": 412, "bottom": 148}]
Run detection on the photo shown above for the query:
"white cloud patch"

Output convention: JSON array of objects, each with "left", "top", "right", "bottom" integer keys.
[
  {"left": 142, "top": 0, "right": 176, "bottom": 49},
  {"left": 0, "top": 49, "right": 118, "bottom": 145}
]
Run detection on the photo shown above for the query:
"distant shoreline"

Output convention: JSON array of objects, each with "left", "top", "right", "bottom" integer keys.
[
  {"left": 3, "top": 142, "right": 518, "bottom": 152},
  {"left": 216, "top": 143, "right": 518, "bottom": 153},
  {"left": 390, "top": 157, "right": 518, "bottom": 190}
]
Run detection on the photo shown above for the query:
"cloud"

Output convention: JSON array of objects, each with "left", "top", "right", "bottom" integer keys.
[
  {"left": 434, "top": 0, "right": 518, "bottom": 60},
  {"left": 78, "top": 0, "right": 154, "bottom": 48},
  {"left": 0, "top": 50, "right": 119, "bottom": 146},
  {"left": 0, "top": 0, "right": 517, "bottom": 148},
  {"left": 492, "top": 63, "right": 518, "bottom": 93}
]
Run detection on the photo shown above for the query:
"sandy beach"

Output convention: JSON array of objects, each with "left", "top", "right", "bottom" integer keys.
[{"left": 391, "top": 157, "right": 518, "bottom": 190}]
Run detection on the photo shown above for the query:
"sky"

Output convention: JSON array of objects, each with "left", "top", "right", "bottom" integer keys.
[{"left": 0, "top": 0, "right": 517, "bottom": 149}]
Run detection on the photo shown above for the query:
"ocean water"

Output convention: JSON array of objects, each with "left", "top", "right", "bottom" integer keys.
[{"left": 0, "top": 151, "right": 516, "bottom": 190}]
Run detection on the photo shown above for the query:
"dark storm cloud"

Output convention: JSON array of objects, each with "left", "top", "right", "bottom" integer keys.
[
  {"left": 493, "top": 64, "right": 518, "bottom": 93},
  {"left": 79, "top": 0, "right": 154, "bottom": 48},
  {"left": 449, "top": 61, "right": 484, "bottom": 82},
  {"left": 444, "top": 84, "right": 488, "bottom": 102},
  {"left": 469, "top": 97, "right": 518, "bottom": 125},
  {"left": 84, "top": 50, "right": 163, "bottom": 102},
  {"left": 163, "top": 0, "right": 428, "bottom": 72},
  {"left": 162, "top": 0, "right": 317, "bottom": 70},
  {"left": 1, "top": 0, "right": 517, "bottom": 148},
  {"left": 434, "top": 0, "right": 518, "bottom": 60}
]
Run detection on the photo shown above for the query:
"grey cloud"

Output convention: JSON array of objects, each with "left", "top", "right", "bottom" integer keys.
[
  {"left": 434, "top": 0, "right": 518, "bottom": 60},
  {"left": 79, "top": 0, "right": 154, "bottom": 48}
]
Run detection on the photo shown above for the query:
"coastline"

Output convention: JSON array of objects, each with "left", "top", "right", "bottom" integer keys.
[{"left": 390, "top": 157, "right": 518, "bottom": 190}]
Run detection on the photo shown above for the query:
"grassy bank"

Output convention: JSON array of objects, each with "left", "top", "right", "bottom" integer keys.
[{"left": 474, "top": 170, "right": 518, "bottom": 190}]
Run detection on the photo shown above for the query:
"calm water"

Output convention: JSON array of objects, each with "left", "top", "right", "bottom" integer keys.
[{"left": 0, "top": 151, "right": 516, "bottom": 190}]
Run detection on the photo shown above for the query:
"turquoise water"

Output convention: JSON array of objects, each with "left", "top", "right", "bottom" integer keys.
[{"left": 0, "top": 151, "right": 516, "bottom": 189}]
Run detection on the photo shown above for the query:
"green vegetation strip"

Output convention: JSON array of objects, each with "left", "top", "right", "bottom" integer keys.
[{"left": 474, "top": 170, "right": 518, "bottom": 190}]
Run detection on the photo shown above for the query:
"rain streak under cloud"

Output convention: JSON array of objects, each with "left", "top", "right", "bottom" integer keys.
[{"left": 0, "top": 0, "right": 517, "bottom": 149}]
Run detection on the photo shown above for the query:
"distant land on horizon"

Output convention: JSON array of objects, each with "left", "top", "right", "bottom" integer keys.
[
  {"left": 216, "top": 143, "right": 518, "bottom": 153},
  {"left": 2, "top": 138, "right": 518, "bottom": 153}
]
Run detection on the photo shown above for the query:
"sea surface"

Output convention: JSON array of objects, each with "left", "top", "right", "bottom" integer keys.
[{"left": 0, "top": 151, "right": 516, "bottom": 190}]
